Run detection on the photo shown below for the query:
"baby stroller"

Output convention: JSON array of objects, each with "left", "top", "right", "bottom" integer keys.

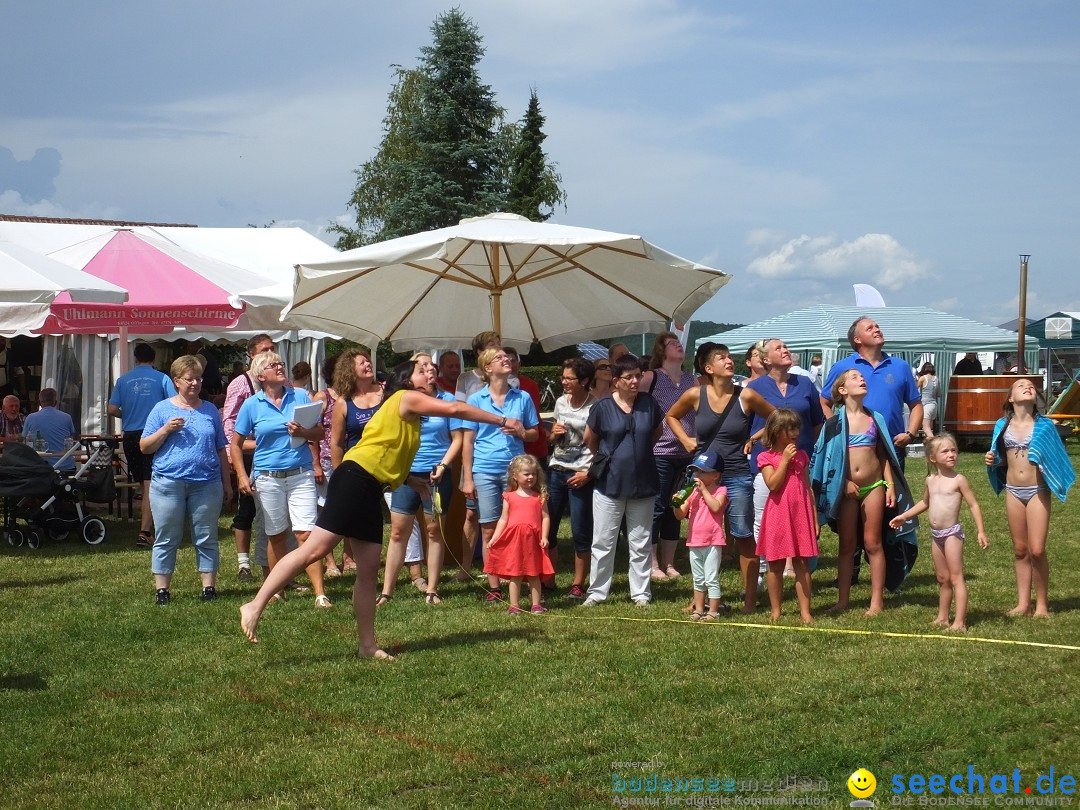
[{"left": 0, "top": 440, "right": 109, "bottom": 549}]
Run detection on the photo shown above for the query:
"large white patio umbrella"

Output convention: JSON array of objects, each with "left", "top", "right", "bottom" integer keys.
[
  {"left": 282, "top": 213, "right": 731, "bottom": 352},
  {"left": 0, "top": 241, "right": 128, "bottom": 336}
]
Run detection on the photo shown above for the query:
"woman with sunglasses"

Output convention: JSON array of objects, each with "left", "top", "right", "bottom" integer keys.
[
  {"left": 231, "top": 351, "right": 329, "bottom": 607},
  {"left": 582, "top": 353, "right": 664, "bottom": 606},
  {"left": 240, "top": 359, "right": 525, "bottom": 659}
]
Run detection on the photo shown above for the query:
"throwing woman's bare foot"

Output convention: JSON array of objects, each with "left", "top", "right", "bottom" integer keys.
[
  {"left": 239, "top": 603, "right": 261, "bottom": 643},
  {"left": 1006, "top": 605, "right": 1032, "bottom": 617},
  {"left": 863, "top": 606, "right": 882, "bottom": 618},
  {"left": 930, "top": 617, "right": 949, "bottom": 628},
  {"left": 359, "top": 646, "right": 396, "bottom": 661}
]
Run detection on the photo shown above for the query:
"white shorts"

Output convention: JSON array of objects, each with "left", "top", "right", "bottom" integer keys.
[
  {"left": 254, "top": 469, "right": 318, "bottom": 535},
  {"left": 316, "top": 458, "right": 333, "bottom": 507}
]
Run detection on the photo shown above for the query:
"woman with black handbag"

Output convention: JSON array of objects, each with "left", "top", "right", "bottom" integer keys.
[{"left": 581, "top": 354, "right": 663, "bottom": 607}]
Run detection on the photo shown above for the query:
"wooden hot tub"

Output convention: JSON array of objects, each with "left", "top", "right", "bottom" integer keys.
[{"left": 943, "top": 374, "right": 1043, "bottom": 437}]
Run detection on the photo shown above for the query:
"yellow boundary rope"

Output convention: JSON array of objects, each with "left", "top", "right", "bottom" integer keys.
[{"left": 431, "top": 493, "right": 1080, "bottom": 652}]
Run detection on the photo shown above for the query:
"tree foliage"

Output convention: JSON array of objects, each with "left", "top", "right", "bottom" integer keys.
[
  {"left": 332, "top": 9, "right": 565, "bottom": 249},
  {"left": 505, "top": 90, "right": 566, "bottom": 222}
]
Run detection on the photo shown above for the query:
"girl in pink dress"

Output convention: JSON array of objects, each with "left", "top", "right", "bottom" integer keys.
[
  {"left": 485, "top": 455, "right": 553, "bottom": 615},
  {"left": 757, "top": 409, "right": 819, "bottom": 622}
]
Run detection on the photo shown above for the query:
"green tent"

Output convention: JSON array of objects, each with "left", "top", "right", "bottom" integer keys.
[{"left": 696, "top": 305, "right": 1039, "bottom": 409}]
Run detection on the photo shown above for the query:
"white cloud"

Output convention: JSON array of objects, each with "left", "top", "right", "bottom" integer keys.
[
  {"left": 746, "top": 232, "right": 932, "bottom": 292},
  {"left": 0, "top": 189, "right": 122, "bottom": 221}
]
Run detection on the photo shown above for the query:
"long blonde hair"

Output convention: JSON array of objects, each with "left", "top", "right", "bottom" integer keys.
[{"left": 506, "top": 454, "right": 548, "bottom": 502}]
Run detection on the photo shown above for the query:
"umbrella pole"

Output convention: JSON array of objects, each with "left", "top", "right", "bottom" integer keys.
[{"left": 491, "top": 243, "right": 501, "bottom": 335}]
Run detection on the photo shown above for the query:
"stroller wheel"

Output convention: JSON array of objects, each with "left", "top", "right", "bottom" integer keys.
[
  {"left": 26, "top": 530, "right": 41, "bottom": 550},
  {"left": 81, "top": 517, "right": 106, "bottom": 545},
  {"left": 47, "top": 523, "right": 70, "bottom": 541},
  {"left": 6, "top": 529, "right": 23, "bottom": 547}
]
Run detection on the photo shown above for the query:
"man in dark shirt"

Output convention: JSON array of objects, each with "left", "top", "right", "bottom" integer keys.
[{"left": 952, "top": 352, "right": 983, "bottom": 375}]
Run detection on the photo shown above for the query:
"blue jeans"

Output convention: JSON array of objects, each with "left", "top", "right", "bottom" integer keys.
[
  {"left": 721, "top": 473, "right": 754, "bottom": 540},
  {"left": 150, "top": 475, "right": 223, "bottom": 575},
  {"left": 547, "top": 466, "right": 593, "bottom": 554}
]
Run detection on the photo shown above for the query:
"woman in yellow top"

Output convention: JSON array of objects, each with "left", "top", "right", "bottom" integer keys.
[{"left": 240, "top": 358, "right": 526, "bottom": 659}]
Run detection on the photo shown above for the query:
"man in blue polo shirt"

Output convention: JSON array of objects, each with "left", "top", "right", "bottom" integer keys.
[
  {"left": 23, "top": 388, "right": 78, "bottom": 471},
  {"left": 108, "top": 343, "right": 176, "bottom": 547},
  {"left": 821, "top": 317, "right": 923, "bottom": 587}
]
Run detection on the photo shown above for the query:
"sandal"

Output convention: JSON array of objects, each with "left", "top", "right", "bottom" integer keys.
[
  {"left": 690, "top": 610, "right": 705, "bottom": 621},
  {"left": 425, "top": 591, "right": 442, "bottom": 606},
  {"left": 315, "top": 594, "right": 332, "bottom": 609},
  {"left": 136, "top": 531, "right": 154, "bottom": 549},
  {"left": 375, "top": 593, "right": 392, "bottom": 607},
  {"left": 483, "top": 588, "right": 503, "bottom": 604}
]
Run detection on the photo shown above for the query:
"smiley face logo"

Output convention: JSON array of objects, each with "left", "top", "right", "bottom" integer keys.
[{"left": 847, "top": 768, "right": 877, "bottom": 799}]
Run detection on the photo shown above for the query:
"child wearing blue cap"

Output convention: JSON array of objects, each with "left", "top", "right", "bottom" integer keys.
[{"left": 673, "top": 451, "right": 729, "bottom": 620}]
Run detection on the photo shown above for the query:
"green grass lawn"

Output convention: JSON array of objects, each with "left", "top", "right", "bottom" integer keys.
[{"left": 2, "top": 449, "right": 1079, "bottom": 809}]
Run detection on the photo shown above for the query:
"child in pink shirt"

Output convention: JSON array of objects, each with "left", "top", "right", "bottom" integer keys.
[{"left": 673, "top": 451, "right": 729, "bottom": 620}]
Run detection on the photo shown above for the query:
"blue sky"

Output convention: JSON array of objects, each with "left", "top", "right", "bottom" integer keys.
[{"left": 2, "top": 1, "right": 1077, "bottom": 328}]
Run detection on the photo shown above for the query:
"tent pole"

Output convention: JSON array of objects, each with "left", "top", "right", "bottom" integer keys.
[{"left": 1017, "top": 254, "right": 1030, "bottom": 372}]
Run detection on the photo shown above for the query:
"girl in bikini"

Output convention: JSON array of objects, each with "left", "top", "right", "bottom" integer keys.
[
  {"left": 891, "top": 433, "right": 988, "bottom": 630},
  {"left": 984, "top": 378, "right": 1074, "bottom": 617},
  {"left": 831, "top": 370, "right": 894, "bottom": 616}
]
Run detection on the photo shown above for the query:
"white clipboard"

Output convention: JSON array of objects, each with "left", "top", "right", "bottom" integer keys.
[{"left": 289, "top": 401, "right": 325, "bottom": 448}]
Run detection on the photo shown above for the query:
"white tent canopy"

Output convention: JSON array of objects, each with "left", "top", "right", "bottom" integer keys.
[{"left": 697, "top": 305, "right": 1039, "bottom": 403}]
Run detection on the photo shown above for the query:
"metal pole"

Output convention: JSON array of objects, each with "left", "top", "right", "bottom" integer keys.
[{"left": 1018, "top": 254, "right": 1030, "bottom": 372}]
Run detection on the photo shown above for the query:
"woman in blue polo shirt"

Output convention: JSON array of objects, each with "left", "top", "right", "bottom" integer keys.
[
  {"left": 231, "top": 351, "right": 329, "bottom": 608},
  {"left": 461, "top": 347, "right": 539, "bottom": 601}
]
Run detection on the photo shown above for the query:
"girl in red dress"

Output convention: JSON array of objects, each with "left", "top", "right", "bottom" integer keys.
[
  {"left": 756, "top": 409, "right": 819, "bottom": 622},
  {"left": 485, "top": 455, "right": 553, "bottom": 615}
]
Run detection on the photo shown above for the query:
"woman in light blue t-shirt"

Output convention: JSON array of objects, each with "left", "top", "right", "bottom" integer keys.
[{"left": 140, "top": 355, "right": 233, "bottom": 606}]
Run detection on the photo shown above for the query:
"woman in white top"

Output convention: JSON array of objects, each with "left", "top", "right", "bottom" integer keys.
[
  {"left": 546, "top": 358, "right": 597, "bottom": 598},
  {"left": 917, "top": 362, "right": 939, "bottom": 439}
]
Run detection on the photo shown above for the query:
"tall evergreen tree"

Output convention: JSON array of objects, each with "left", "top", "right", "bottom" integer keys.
[
  {"left": 333, "top": 9, "right": 566, "bottom": 249},
  {"left": 505, "top": 90, "right": 566, "bottom": 222}
]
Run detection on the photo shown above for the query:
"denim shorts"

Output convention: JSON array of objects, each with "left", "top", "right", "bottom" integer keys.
[
  {"left": 721, "top": 473, "right": 754, "bottom": 539},
  {"left": 473, "top": 471, "right": 507, "bottom": 524},
  {"left": 389, "top": 473, "right": 453, "bottom": 516}
]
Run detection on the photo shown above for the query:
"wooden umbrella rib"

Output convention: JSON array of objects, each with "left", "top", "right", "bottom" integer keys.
[
  {"left": 291, "top": 265, "right": 381, "bottom": 310},
  {"left": 404, "top": 260, "right": 490, "bottom": 290},
  {"left": 383, "top": 266, "right": 455, "bottom": 342}
]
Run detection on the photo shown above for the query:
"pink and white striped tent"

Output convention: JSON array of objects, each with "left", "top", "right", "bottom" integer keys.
[{"left": 40, "top": 229, "right": 245, "bottom": 334}]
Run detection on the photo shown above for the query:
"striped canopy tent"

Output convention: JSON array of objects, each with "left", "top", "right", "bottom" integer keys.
[{"left": 697, "top": 305, "right": 1039, "bottom": 408}]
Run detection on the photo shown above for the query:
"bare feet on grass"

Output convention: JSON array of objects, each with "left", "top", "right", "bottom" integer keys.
[
  {"left": 947, "top": 623, "right": 967, "bottom": 632},
  {"left": 1006, "top": 605, "right": 1032, "bottom": 617},
  {"left": 863, "top": 606, "right": 882, "bottom": 618},
  {"left": 359, "top": 646, "right": 395, "bottom": 662},
  {"left": 931, "top": 617, "right": 950, "bottom": 628},
  {"left": 239, "top": 603, "right": 261, "bottom": 643}
]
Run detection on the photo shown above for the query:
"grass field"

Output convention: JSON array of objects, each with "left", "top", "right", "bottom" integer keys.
[{"left": 2, "top": 449, "right": 1079, "bottom": 809}]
